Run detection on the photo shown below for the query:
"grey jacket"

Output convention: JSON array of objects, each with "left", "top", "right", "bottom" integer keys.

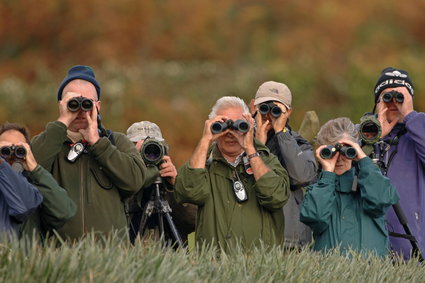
[{"left": 265, "top": 129, "right": 317, "bottom": 247}]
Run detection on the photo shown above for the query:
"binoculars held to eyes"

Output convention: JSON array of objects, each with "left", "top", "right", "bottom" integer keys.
[
  {"left": 258, "top": 102, "right": 282, "bottom": 118},
  {"left": 320, "top": 143, "right": 357, "bottom": 159},
  {"left": 382, "top": 90, "right": 404, "bottom": 103},
  {"left": 211, "top": 119, "right": 250, "bottom": 134},
  {"left": 140, "top": 138, "right": 169, "bottom": 166},
  {"left": 67, "top": 97, "right": 94, "bottom": 112},
  {"left": 0, "top": 145, "right": 27, "bottom": 160}
]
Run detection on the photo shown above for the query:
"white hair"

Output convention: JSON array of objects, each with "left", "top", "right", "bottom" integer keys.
[
  {"left": 316, "top": 117, "right": 358, "bottom": 145},
  {"left": 208, "top": 96, "right": 250, "bottom": 119}
]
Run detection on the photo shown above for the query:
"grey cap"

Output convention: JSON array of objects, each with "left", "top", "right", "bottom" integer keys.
[
  {"left": 254, "top": 81, "right": 292, "bottom": 109},
  {"left": 126, "top": 121, "right": 164, "bottom": 142}
]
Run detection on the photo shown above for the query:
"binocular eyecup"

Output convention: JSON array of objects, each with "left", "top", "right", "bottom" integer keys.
[
  {"left": 67, "top": 97, "right": 94, "bottom": 112},
  {"left": 0, "top": 145, "right": 27, "bottom": 160},
  {"left": 320, "top": 143, "right": 357, "bottom": 160},
  {"left": 211, "top": 119, "right": 249, "bottom": 134},
  {"left": 382, "top": 90, "right": 404, "bottom": 103},
  {"left": 258, "top": 102, "right": 282, "bottom": 118}
]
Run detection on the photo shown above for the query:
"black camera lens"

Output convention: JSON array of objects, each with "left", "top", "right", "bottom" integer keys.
[
  {"left": 0, "top": 146, "right": 12, "bottom": 158},
  {"left": 320, "top": 145, "right": 337, "bottom": 159},
  {"left": 232, "top": 120, "right": 249, "bottom": 133},
  {"left": 14, "top": 146, "right": 27, "bottom": 159},
  {"left": 67, "top": 98, "right": 81, "bottom": 112},
  {"left": 340, "top": 146, "right": 357, "bottom": 159},
  {"left": 259, "top": 103, "right": 270, "bottom": 115},
  {"left": 81, "top": 99, "right": 94, "bottom": 111},
  {"left": 143, "top": 143, "right": 162, "bottom": 163},
  {"left": 270, "top": 105, "right": 282, "bottom": 118}
]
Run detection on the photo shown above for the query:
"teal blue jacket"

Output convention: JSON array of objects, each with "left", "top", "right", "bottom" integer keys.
[{"left": 300, "top": 157, "right": 399, "bottom": 257}]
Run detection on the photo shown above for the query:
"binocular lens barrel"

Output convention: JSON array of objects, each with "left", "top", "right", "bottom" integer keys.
[
  {"left": 211, "top": 121, "right": 227, "bottom": 134},
  {"left": 382, "top": 91, "right": 404, "bottom": 103},
  {"left": 67, "top": 97, "right": 94, "bottom": 112},
  {"left": 320, "top": 144, "right": 356, "bottom": 159},
  {"left": 258, "top": 103, "right": 282, "bottom": 118},
  {"left": 270, "top": 106, "right": 282, "bottom": 118},
  {"left": 259, "top": 104, "right": 270, "bottom": 115},
  {"left": 233, "top": 120, "right": 249, "bottom": 133},
  {"left": 210, "top": 120, "right": 249, "bottom": 134},
  {"left": 0, "top": 146, "right": 27, "bottom": 159}
]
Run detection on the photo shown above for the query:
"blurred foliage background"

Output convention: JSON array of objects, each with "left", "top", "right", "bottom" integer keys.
[{"left": 1, "top": 0, "right": 425, "bottom": 165}]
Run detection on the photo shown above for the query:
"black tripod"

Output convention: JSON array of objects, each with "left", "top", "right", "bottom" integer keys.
[{"left": 137, "top": 176, "right": 183, "bottom": 247}]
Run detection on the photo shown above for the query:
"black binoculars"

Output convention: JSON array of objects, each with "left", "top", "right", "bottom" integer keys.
[
  {"left": 67, "top": 97, "right": 94, "bottom": 112},
  {"left": 211, "top": 119, "right": 249, "bottom": 134},
  {"left": 0, "top": 145, "right": 27, "bottom": 159},
  {"left": 320, "top": 143, "right": 357, "bottom": 159},
  {"left": 258, "top": 102, "right": 282, "bottom": 118},
  {"left": 382, "top": 90, "right": 404, "bottom": 103}
]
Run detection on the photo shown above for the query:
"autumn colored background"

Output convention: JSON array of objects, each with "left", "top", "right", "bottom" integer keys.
[{"left": 1, "top": 0, "right": 424, "bottom": 165}]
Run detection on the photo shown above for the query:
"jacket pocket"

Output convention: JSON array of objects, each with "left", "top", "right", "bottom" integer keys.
[{"left": 90, "top": 165, "right": 113, "bottom": 190}]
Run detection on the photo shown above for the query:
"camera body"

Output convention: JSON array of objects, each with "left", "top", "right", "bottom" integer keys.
[
  {"left": 0, "top": 145, "right": 26, "bottom": 160},
  {"left": 210, "top": 119, "right": 249, "bottom": 134},
  {"left": 320, "top": 143, "right": 357, "bottom": 159},
  {"left": 67, "top": 97, "right": 94, "bottom": 112},
  {"left": 258, "top": 102, "right": 282, "bottom": 118},
  {"left": 382, "top": 90, "right": 404, "bottom": 103},
  {"left": 140, "top": 138, "right": 169, "bottom": 166}
]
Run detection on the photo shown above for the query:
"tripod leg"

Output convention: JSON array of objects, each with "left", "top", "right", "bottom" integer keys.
[{"left": 164, "top": 212, "right": 184, "bottom": 247}]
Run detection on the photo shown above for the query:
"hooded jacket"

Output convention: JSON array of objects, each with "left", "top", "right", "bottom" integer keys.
[{"left": 300, "top": 157, "right": 399, "bottom": 257}]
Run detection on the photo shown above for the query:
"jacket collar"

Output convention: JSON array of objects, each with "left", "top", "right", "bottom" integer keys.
[{"left": 335, "top": 168, "right": 356, "bottom": 193}]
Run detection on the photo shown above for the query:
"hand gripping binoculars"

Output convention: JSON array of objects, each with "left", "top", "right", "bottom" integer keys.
[
  {"left": 0, "top": 145, "right": 27, "bottom": 160},
  {"left": 320, "top": 143, "right": 357, "bottom": 159},
  {"left": 67, "top": 97, "right": 94, "bottom": 112},
  {"left": 258, "top": 102, "right": 282, "bottom": 118},
  {"left": 211, "top": 119, "right": 250, "bottom": 134},
  {"left": 382, "top": 90, "right": 404, "bottom": 103}
]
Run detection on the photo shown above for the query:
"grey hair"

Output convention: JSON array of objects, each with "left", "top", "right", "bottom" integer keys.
[
  {"left": 316, "top": 117, "right": 358, "bottom": 145},
  {"left": 208, "top": 96, "right": 250, "bottom": 119}
]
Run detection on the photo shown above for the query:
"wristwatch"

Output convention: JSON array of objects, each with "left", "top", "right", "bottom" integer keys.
[{"left": 247, "top": 152, "right": 260, "bottom": 161}]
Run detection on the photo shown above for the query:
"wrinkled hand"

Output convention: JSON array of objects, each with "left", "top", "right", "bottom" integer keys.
[
  {"left": 270, "top": 104, "right": 289, "bottom": 133},
  {"left": 159, "top": 155, "right": 177, "bottom": 185},
  {"left": 315, "top": 145, "right": 338, "bottom": 173},
  {"left": 395, "top": 89, "right": 414, "bottom": 118},
  {"left": 57, "top": 92, "right": 81, "bottom": 127},
  {"left": 79, "top": 106, "right": 100, "bottom": 145},
  {"left": 337, "top": 139, "right": 366, "bottom": 161},
  {"left": 0, "top": 142, "right": 37, "bottom": 171},
  {"left": 255, "top": 113, "right": 271, "bottom": 144},
  {"left": 229, "top": 113, "right": 256, "bottom": 153},
  {"left": 201, "top": 115, "right": 230, "bottom": 144}
]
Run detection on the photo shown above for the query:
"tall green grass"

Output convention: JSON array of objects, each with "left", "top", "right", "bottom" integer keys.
[{"left": 0, "top": 232, "right": 423, "bottom": 282}]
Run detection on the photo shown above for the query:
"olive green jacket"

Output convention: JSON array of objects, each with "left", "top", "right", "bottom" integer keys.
[
  {"left": 174, "top": 140, "right": 290, "bottom": 251},
  {"left": 31, "top": 121, "right": 147, "bottom": 240},
  {"left": 20, "top": 165, "right": 77, "bottom": 240}
]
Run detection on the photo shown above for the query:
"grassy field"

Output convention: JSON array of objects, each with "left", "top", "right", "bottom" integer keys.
[{"left": 0, "top": 232, "right": 424, "bottom": 283}]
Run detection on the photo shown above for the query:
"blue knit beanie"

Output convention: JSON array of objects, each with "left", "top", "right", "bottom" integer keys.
[
  {"left": 373, "top": 67, "right": 414, "bottom": 104},
  {"left": 57, "top": 65, "right": 101, "bottom": 100}
]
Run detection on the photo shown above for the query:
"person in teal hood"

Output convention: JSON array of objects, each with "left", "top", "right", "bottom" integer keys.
[{"left": 300, "top": 117, "right": 399, "bottom": 257}]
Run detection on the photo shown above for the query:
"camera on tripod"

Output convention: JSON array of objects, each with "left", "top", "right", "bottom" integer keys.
[
  {"left": 140, "top": 137, "right": 169, "bottom": 166},
  {"left": 0, "top": 145, "right": 27, "bottom": 160},
  {"left": 258, "top": 102, "right": 282, "bottom": 118},
  {"left": 359, "top": 113, "right": 382, "bottom": 145},
  {"left": 210, "top": 119, "right": 249, "bottom": 134},
  {"left": 320, "top": 143, "right": 357, "bottom": 159},
  {"left": 67, "top": 97, "right": 94, "bottom": 112}
]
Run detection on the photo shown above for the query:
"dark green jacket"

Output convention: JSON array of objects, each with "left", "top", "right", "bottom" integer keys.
[
  {"left": 20, "top": 165, "right": 77, "bottom": 240},
  {"left": 31, "top": 121, "right": 147, "bottom": 240},
  {"left": 174, "top": 140, "right": 290, "bottom": 251},
  {"left": 300, "top": 157, "right": 400, "bottom": 257}
]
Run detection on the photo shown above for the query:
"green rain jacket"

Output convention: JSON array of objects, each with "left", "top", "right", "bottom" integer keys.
[
  {"left": 174, "top": 140, "right": 290, "bottom": 251},
  {"left": 20, "top": 165, "right": 77, "bottom": 239},
  {"left": 300, "top": 157, "right": 400, "bottom": 257},
  {"left": 31, "top": 121, "right": 147, "bottom": 240}
]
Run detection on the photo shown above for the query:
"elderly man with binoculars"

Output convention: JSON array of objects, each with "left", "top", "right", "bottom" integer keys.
[
  {"left": 31, "top": 65, "right": 148, "bottom": 240},
  {"left": 174, "top": 96, "right": 289, "bottom": 252}
]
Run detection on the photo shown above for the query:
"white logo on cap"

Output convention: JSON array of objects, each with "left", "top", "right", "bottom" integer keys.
[{"left": 385, "top": 70, "right": 407, "bottom": 78}]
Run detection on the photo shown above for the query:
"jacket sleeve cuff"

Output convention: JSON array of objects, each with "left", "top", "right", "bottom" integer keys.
[
  {"left": 320, "top": 171, "right": 336, "bottom": 183},
  {"left": 275, "top": 130, "right": 293, "bottom": 141},
  {"left": 25, "top": 165, "right": 44, "bottom": 183},
  {"left": 357, "top": 156, "right": 373, "bottom": 169}
]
